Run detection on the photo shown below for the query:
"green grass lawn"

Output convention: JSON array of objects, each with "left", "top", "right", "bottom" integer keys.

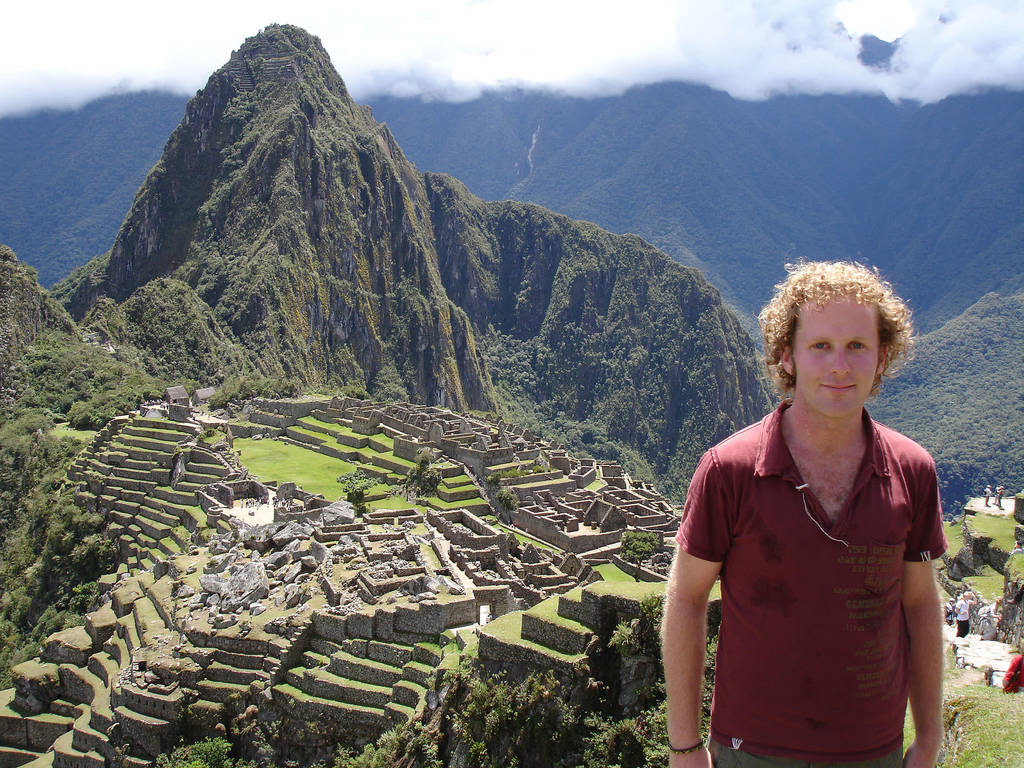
[
  {"left": 595, "top": 562, "right": 634, "bottom": 582},
  {"left": 965, "top": 513, "right": 1016, "bottom": 552},
  {"left": 51, "top": 424, "right": 98, "bottom": 442},
  {"left": 963, "top": 565, "right": 1005, "bottom": 601},
  {"left": 938, "top": 683, "right": 1024, "bottom": 767},
  {"left": 483, "top": 612, "right": 584, "bottom": 662},
  {"left": 234, "top": 438, "right": 355, "bottom": 500},
  {"left": 944, "top": 520, "right": 965, "bottom": 554}
]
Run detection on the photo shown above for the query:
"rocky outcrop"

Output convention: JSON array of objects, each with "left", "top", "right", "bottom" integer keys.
[{"left": 0, "top": 246, "right": 72, "bottom": 384}]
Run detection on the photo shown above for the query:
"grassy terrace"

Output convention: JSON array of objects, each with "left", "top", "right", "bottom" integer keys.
[
  {"left": 965, "top": 513, "right": 1016, "bottom": 552},
  {"left": 584, "top": 579, "right": 665, "bottom": 601},
  {"left": 298, "top": 416, "right": 395, "bottom": 449},
  {"left": 234, "top": 437, "right": 354, "bottom": 500},
  {"left": 963, "top": 565, "right": 1005, "bottom": 601},
  {"left": 479, "top": 514, "right": 557, "bottom": 551},
  {"left": 935, "top": 682, "right": 1024, "bottom": 768},
  {"left": 595, "top": 563, "right": 633, "bottom": 582},
  {"left": 482, "top": 612, "right": 584, "bottom": 663},
  {"left": 51, "top": 424, "right": 98, "bottom": 442},
  {"left": 421, "top": 494, "right": 484, "bottom": 511},
  {"left": 944, "top": 520, "right": 965, "bottom": 554},
  {"left": 527, "top": 594, "right": 590, "bottom": 632}
]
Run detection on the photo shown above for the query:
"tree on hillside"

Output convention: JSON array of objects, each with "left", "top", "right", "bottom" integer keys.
[
  {"left": 403, "top": 450, "right": 441, "bottom": 500},
  {"left": 338, "top": 471, "right": 378, "bottom": 516},
  {"left": 619, "top": 530, "right": 659, "bottom": 579}
]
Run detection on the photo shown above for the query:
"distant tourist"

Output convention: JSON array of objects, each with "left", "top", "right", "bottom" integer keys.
[
  {"left": 996, "top": 484, "right": 1006, "bottom": 508},
  {"left": 984, "top": 484, "right": 993, "bottom": 506},
  {"left": 944, "top": 597, "right": 956, "bottom": 626},
  {"left": 955, "top": 591, "right": 977, "bottom": 638},
  {"left": 1003, "top": 647, "right": 1024, "bottom": 693},
  {"left": 663, "top": 262, "right": 946, "bottom": 767}
]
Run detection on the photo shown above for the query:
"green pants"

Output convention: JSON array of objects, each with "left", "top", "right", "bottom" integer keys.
[{"left": 709, "top": 740, "right": 903, "bottom": 768}]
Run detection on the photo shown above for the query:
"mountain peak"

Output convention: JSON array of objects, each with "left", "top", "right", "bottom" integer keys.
[{"left": 222, "top": 24, "right": 351, "bottom": 101}]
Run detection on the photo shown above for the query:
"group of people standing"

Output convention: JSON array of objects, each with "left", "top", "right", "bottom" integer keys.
[{"left": 983, "top": 483, "right": 1007, "bottom": 508}]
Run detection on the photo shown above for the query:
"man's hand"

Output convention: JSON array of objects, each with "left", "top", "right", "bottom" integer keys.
[
  {"left": 670, "top": 746, "right": 712, "bottom": 767},
  {"left": 903, "top": 737, "right": 940, "bottom": 768}
]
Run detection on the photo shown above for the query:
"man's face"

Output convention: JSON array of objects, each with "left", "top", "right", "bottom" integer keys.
[{"left": 780, "top": 298, "right": 885, "bottom": 424}]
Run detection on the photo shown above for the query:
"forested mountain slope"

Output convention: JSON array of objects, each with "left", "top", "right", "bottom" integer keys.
[
  {"left": 372, "top": 86, "right": 1024, "bottom": 331},
  {"left": 872, "top": 290, "right": 1024, "bottom": 506}
]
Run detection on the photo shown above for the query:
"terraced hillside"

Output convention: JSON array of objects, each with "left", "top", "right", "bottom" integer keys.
[{"left": 0, "top": 395, "right": 682, "bottom": 766}]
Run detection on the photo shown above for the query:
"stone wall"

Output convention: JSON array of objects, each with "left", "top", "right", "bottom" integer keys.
[
  {"left": 253, "top": 398, "right": 331, "bottom": 418},
  {"left": 510, "top": 508, "right": 622, "bottom": 553},
  {"left": 228, "top": 423, "right": 283, "bottom": 438},
  {"left": 610, "top": 554, "right": 667, "bottom": 583},
  {"left": 1000, "top": 557, "right": 1024, "bottom": 648}
]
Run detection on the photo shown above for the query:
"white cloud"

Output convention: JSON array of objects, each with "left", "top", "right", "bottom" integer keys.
[{"left": 0, "top": 0, "right": 1021, "bottom": 117}]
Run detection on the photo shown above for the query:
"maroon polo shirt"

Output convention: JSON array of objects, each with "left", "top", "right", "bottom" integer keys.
[{"left": 676, "top": 402, "right": 946, "bottom": 762}]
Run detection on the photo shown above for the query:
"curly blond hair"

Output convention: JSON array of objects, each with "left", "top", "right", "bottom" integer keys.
[{"left": 758, "top": 261, "right": 913, "bottom": 395}]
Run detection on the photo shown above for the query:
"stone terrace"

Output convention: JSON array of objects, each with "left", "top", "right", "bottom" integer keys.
[{"left": 0, "top": 397, "right": 685, "bottom": 767}]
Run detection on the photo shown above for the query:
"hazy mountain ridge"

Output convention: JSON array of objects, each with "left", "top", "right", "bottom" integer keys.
[
  {"left": 0, "top": 92, "right": 186, "bottom": 287},
  {"left": 873, "top": 289, "right": 1024, "bottom": 504},
  {"left": 372, "top": 86, "right": 1024, "bottom": 331}
]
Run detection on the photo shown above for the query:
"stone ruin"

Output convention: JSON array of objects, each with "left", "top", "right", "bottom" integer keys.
[{"left": 0, "top": 396, "right": 683, "bottom": 768}]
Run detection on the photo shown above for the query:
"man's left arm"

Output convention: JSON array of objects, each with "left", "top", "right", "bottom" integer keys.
[{"left": 901, "top": 560, "right": 943, "bottom": 768}]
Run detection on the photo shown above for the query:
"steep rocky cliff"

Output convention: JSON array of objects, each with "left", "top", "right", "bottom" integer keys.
[
  {"left": 426, "top": 174, "right": 768, "bottom": 496},
  {"left": 55, "top": 25, "right": 490, "bottom": 409},
  {"left": 53, "top": 24, "right": 771, "bottom": 497},
  {"left": 0, "top": 245, "right": 72, "bottom": 385}
]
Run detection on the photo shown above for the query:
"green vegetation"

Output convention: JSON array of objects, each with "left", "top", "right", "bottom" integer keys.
[
  {"left": 964, "top": 513, "right": 1017, "bottom": 553},
  {"left": 619, "top": 531, "right": 659, "bottom": 578},
  {"left": 485, "top": 463, "right": 544, "bottom": 485},
  {"left": 595, "top": 562, "right": 633, "bottom": 582},
  {"left": 403, "top": 451, "right": 442, "bottom": 497},
  {"left": 233, "top": 437, "right": 355, "bottom": 500},
  {"left": 944, "top": 520, "right": 965, "bottom": 554},
  {"left": 0, "top": 91, "right": 187, "bottom": 287},
  {"left": 338, "top": 470, "right": 380, "bottom": 515},
  {"left": 963, "top": 565, "right": 1005, "bottom": 602},
  {"left": 873, "top": 291, "right": 1024, "bottom": 507},
  {"left": 939, "top": 685, "right": 1024, "bottom": 767},
  {"left": 208, "top": 375, "right": 302, "bottom": 409},
  {"left": 495, "top": 487, "right": 519, "bottom": 513},
  {"left": 155, "top": 737, "right": 254, "bottom": 768},
  {"left": 10, "top": 329, "right": 164, "bottom": 430},
  {"left": 0, "top": 266, "right": 149, "bottom": 685}
]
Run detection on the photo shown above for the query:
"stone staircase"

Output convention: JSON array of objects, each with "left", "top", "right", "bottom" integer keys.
[{"left": 226, "top": 55, "right": 255, "bottom": 92}]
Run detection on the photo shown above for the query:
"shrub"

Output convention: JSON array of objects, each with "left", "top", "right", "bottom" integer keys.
[{"left": 496, "top": 488, "right": 519, "bottom": 512}]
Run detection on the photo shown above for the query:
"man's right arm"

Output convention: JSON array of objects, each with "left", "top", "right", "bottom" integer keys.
[{"left": 662, "top": 548, "right": 722, "bottom": 767}]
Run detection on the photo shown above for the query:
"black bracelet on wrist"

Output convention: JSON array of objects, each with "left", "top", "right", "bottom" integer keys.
[{"left": 669, "top": 739, "right": 704, "bottom": 755}]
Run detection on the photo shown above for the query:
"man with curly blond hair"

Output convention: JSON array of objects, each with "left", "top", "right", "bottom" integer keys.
[{"left": 663, "top": 262, "right": 946, "bottom": 768}]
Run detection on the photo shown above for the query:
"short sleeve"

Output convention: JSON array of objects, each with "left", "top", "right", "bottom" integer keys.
[
  {"left": 903, "top": 456, "right": 947, "bottom": 562},
  {"left": 675, "top": 448, "right": 733, "bottom": 563}
]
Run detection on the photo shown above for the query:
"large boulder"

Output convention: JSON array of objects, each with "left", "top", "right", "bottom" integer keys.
[{"left": 221, "top": 561, "right": 270, "bottom": 612}]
